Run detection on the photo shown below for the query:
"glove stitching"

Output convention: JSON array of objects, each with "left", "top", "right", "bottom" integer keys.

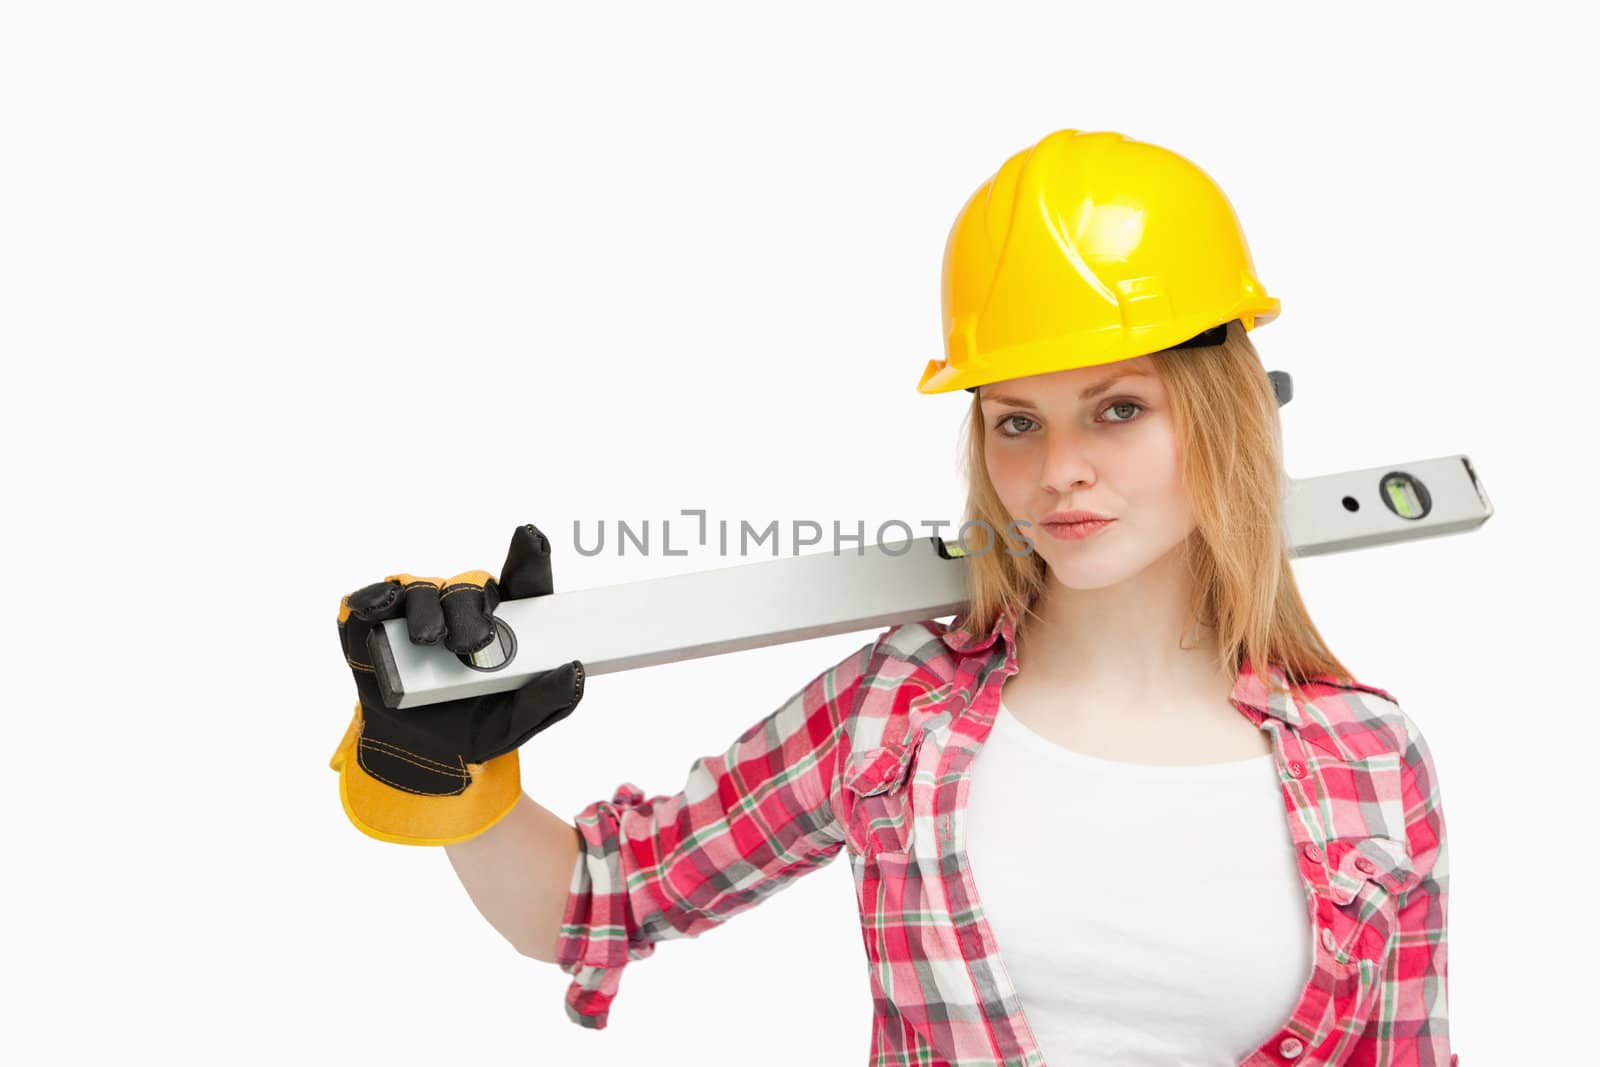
[
  {"left": 357, "top": 739, "right": 472, "bottom": 797},
  {"left": 359, "top": 732, "right": 466, "bottom": 775},
  {"left": 355, "top": 755, "right": 471, "bottom": 798},
  {"left": 350, "top": 583, "right": 404, "bottom": 620}
]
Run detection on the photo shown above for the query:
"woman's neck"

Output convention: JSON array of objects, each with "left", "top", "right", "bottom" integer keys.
[{"left": 1015, "top": 552, "right": 1232, "bottom": 713}]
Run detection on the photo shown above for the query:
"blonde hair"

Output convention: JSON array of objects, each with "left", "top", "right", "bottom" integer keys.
[{"left": 952, "top": 318, "right": 1354, "bottom": 700}]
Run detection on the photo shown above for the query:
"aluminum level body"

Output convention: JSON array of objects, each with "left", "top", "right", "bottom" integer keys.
[{"left": 371, "top": 454, "right": 1492, "bottom": 709}]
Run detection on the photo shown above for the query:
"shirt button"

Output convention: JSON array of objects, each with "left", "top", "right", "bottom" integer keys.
[
  {"left": 1302, "top": 843, "right": 1323, "bottom": 863},
  {"left": 1321, "top": 927, "right": 1338, "bottom": 952},
  {"left": 1286, "top": 760, "right": 1306, "bottom": 778},
  {"left": 1354, "top": 857, "right": 1377, "bottom": 875},
  {"left": 1279, "top": 1036, "right": 1304, "bottom": 1058}
]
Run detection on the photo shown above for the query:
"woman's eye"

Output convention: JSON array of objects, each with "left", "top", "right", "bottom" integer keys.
[
  {"left": 1103, "top": 400, "right": 1144, "bottom": 423},
  {"left": 996, "top": 414, "right": 1037, "bottom": 437}
]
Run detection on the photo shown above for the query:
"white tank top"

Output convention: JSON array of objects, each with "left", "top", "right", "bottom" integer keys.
[{"left": 964, "top": 700, "right": 1313, "bottom": 1065}]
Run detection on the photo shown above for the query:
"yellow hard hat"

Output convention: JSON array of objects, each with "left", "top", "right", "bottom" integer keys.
[{"left": 918, "top": 129, "right": 1280, "bottom": 394}]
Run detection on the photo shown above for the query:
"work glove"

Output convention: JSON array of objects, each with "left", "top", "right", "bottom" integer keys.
[{"left": 329, "top": 523, "right": 586, "bottom": 846}]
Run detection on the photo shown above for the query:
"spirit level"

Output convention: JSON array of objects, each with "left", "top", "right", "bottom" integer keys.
[{"left": 369, "top": 453, "right": 1492, "bottom": 709}]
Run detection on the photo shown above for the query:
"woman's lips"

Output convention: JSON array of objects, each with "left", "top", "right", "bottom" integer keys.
[{"left": 1040, "top": 519, "right": 1114, "bottom": 541}]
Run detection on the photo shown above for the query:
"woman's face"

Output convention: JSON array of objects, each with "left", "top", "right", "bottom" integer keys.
[{"left": 980, "top": 355, "right": 1195, "bottom": 591}]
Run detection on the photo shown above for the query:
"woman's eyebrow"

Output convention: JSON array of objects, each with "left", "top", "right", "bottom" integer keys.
[{"left": 982, "top": 371, "right": 1152, "bottom": 409}]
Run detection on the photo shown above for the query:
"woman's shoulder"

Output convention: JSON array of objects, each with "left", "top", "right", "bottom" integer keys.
[
  {"left": 1294, "top": 672, "right": 1438, "bottom": 788},
  {"left": 870, "top": 617, "right": 971, "bottom": 678}
]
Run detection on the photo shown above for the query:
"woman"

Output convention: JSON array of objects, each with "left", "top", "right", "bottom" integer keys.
[
  {"left": 554, "top": 130, "right": 1451, "bottom": 1066},
  {"left": 332, "top": 130, "right": 1452, "bottom": 1067}
]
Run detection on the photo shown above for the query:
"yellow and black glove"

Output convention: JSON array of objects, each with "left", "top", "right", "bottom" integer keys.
[{"left": 329, "top": 523, "right": 585, "bottom": 846}]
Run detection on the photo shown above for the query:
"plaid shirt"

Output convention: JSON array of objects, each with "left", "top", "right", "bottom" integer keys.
[{"left": 557, "top": 606, "right": 1454, "bottom": 1066}]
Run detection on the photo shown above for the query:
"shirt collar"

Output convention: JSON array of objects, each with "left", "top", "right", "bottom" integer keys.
[
  {"left": 939, "top": 601, "right": 1303, "bottom": 729},
  {"left": 938, "top": 601, "right": 1017, "bottom": 657}
]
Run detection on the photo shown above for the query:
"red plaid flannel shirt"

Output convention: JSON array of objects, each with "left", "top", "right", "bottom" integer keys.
[{"left": 556, "top": 605, "right": 1454, "bottom": 1066}]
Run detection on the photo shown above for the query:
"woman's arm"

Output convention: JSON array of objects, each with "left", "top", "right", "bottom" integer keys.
[
  {"left": 443, "top": 792, "right": 582, "bottom": 962},
  {"left": 552, "top": 636, "right": 881, "bottom": 1030}
]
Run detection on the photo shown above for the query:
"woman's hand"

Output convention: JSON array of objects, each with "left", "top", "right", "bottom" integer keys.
[{"left": 329, "top": 523, "right": 586, "bottom": 846}]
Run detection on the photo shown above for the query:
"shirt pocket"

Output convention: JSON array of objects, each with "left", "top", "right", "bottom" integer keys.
[{"left": 841, "top": 734, "right": 923, "bottom": 857}]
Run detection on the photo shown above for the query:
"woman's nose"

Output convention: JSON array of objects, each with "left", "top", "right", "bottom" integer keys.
[{"left": 1037, "top": 431, "right": 1098, "bottom": 491}]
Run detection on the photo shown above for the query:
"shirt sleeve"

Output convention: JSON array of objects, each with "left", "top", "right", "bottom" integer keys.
[
  {"left": 552, "top": 636, "right": 878, "bottom": 1030},
  {"left": 1349, "top": 707, "right": 1454, "bottom": 1066}
]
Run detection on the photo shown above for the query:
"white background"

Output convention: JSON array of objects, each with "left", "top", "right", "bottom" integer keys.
[{"left": 4, "top": 1, "right": 1592, "bottom": 1063}]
